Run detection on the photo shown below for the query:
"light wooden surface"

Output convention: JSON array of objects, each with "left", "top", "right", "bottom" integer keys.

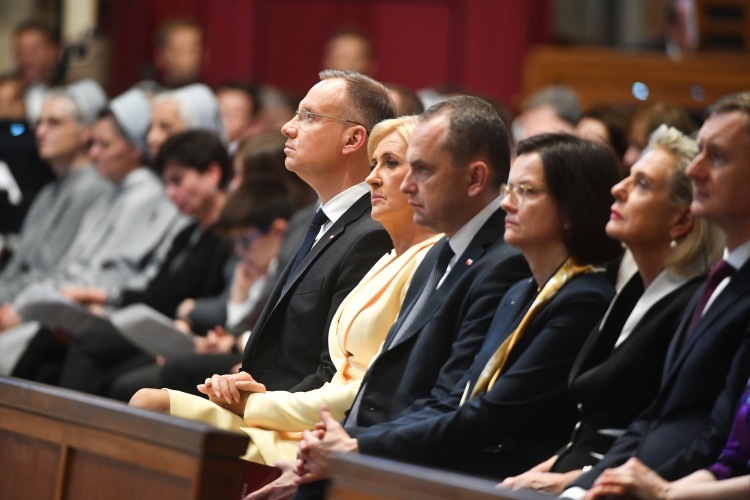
[
  {"left": 328, "top": 453, "right": 555, "bottom": 500},
  {"left": 522, "top": 45, "right": 750, "bottom": 110},
  {"left": 0, "top": 377, "right": 249, "bottom": 500}
]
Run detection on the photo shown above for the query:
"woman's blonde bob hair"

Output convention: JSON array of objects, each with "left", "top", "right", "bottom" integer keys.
[
  {"left": 367, "top": 115, "right": 419, "bottom": 160},
  {"left": 645, "top": 124, "right": 724, "bottom": 277}
]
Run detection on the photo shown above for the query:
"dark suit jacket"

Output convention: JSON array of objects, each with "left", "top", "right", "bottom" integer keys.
[
  {"left": 355, "top": 272, "right": 615, "bottom": 480},
  {"left": 345, "top": 209, "right": 530, "bottom": 431},
  {"left": 242, "top": 193, "right": 392, "bottom": 392},
  {"left": 552, "top": 274, "right": 703, "bottom": 472},
  {"left": 574, "top": 258, "right": 750, "bottom": 489}
]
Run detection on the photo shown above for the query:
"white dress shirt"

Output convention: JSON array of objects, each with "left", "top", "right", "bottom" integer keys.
[{"left": 315, "top": 182, "right": 370, "bottom": 244}]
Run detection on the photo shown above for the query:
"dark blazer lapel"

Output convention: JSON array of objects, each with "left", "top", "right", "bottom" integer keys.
[
  {"left": 275, "top": 193, "right": 372, "bottom": 305},
  {"left": 662, "top": 261, "right": 750, "bottom": 386},
  {"left": 386, "top": 209, "right": 505, "bottom": 351}
]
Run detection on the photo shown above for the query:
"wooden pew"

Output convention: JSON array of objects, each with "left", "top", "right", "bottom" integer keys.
[
  {"left": 0, "top": 376, "right": 249, "bottom": 500},
  {"left": 328, "top": 453, "right": 555, "bottom": 500},
  {"left": 522, "top": 45, "right": 750, "bottom": 110}
]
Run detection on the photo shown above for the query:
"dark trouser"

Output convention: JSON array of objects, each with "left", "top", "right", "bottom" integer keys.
[
  {"left": 291, "top": 480, "right": 329, "bottom": 500},
  {"left": 12, "top": 327, "right": 68, "bottom": 385}
]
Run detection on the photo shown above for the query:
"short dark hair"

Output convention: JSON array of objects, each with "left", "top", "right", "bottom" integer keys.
[
  {"left": 218, "top": 175, "right": 295, "bottom": 230},
  {"left": 581, "top": 105, "right": 630, "bottom": 161},
  {"left": 421, "top": 95, "right": 511, "bottom": 188},
  {"left": 319, "top": 69, "right": 396, "bottom": 133},
  {"left": 155, "top": 130, "right": 231, "bottom": 189},
  {"left": 516, "top": 133, "right": 623, "bottom": 266},
  {"left": 385, "top": 83, "right": 424, "bottom": 116},
  {"left": 14, "top": 19, "right": 59, "bottom": 45},
  {"left": 708, "top": 90, "right": 750, "bottom": 140},
  {"left": 97, "top": 108, "right": 129, "bottom": 139},
  {"left": 216, "top": 81, "right": 262, "bottom": 117}
]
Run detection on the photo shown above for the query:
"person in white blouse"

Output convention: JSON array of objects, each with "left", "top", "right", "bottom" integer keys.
[{"left": 502, "top": 124, "right": 723, "bottom": 495}]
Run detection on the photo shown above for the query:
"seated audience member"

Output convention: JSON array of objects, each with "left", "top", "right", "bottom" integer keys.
[
  {"left": 216, "top": 81, "right": 263, "bottom": 154},
  {"left": 623, "top": 101, "right": 695, "bottom": 170},
  {"left": 40, "top": 130, "right": 233, "bottom": 395},
  {"left": 294, "top": 134, "right": 620, "bottom": 495},
  {"left": 513, "top": 85, "right": 580, "bottom": 142},
  {"left": 561, "top": 90, "right": 750, "bottom": 498},
  {"left": 502, "top": 125, "right": 723, "bottom": 494},
  {"left": 229, "top": 133, "right": 316, "bottom": 207},
  {"left": 0, "top": 74, "right": 27, "bottom": 120},
  {"left": 183, "top": 70, "right": 393, "bottom": 397},
  {"left": 386, "top": 84, "right": 424, "bottom": 117},
  {"left": 13, "top": 20, "right": 61, "bottom": 122},
  {"left": 108, "top": 176, "right": 296, "bottom": 401},
  {"left": 575, "top": 106, "right": 630, "bottom": 177},
  {"left": 152, "top": 18, "right": 205, "bottom": 89},
  {"left": 0, "top": 80, "right": 111, "bottom": 303},
  {"left": 131, "top": 115, "right": 442, "bottom": 466},
  {"left": 586, "top": 378, "right": 750, "bottom": 500},
  {"left": 147, "top": 83, "right": 226, "bottom": 161},
  {"left": 322, "top": 28, "right": 376, "bottom": 76}
]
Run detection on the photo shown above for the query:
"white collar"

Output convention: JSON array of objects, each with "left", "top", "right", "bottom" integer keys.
[
  {"left": 447, "top": 196, "right": 501, "bottom": 261},
  {"left": 319, "top": 182, "right": 370, "bottom": 227},
  {"left": 723, "top": 238, "right": 750, "bottom": 271}
]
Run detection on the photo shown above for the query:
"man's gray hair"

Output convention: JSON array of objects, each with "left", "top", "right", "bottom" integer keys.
[
  {"left": 521, "top": 84, "right": 581, "bottom": 125},
  {"left": 319, "top": 69, "right": 395, "bottom": 132}
]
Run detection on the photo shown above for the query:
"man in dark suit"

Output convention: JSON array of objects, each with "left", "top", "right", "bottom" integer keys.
[
  {"left": 276, "top": 96, "right": 531, "bottom": 500},
  {"left": 559, "top": 91, "right": 750, "bottom": 497}
]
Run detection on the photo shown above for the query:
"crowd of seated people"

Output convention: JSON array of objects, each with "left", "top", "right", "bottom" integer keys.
[{"left": 1, "top": 15, "right": 750, "bottom": 500}]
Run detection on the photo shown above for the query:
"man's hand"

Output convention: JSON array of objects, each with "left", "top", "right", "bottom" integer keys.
[
  {"left": 197, "top": 371, "right": 266, "bottom": 416},
  {"left": 59, "top": 286, "right": 107, "bottom": 305},
  {"left": 175, "top": 298, "right": 196, "bottom": 320},
  {"left": 244, "top": 460, "right": 298, "bottom": 500},
  {"left": 295, "top": 406, "right": 358, "bottom": 484},
  {"left": 193, "top": 326, "right": 235, "bottom": 354},
  {"left": 0, "top": 303, "right": 21, "bottom": 332},
  {"left": 230, "top": 261, "right": 262, "bottom": 304},
  {"left": 500, "top": 470, "right": 582, "bottom": 494},
  {"left": 585, "top": 458, "right": 670, "bottom": 500}
]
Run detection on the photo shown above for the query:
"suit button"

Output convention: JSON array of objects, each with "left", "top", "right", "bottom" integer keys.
[
  {"left": 577, "top": 403, "right": 583, "bottom": 413},
  {"left": 364, "top": 406, "right": 375, "bottom": 412}
]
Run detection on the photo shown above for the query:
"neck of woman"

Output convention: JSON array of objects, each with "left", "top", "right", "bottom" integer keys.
[
  {"left": 524, "top": 241, "right": 570, "bottom": 289},
  {"left": 381, "top": 217, "right": 438, "bottom": 257},
  {"left": 629, "top": 242, "right": 670, "bottom": 289}
]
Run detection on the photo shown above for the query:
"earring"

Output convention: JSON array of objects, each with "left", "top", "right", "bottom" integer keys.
[{"left": 670, "top": 239, "right": 678, "bottom": 248}]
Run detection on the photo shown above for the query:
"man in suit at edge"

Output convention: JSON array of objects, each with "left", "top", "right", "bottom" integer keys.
[
  {"left": 227, "top": 70, "right": 394, "bottom": 393},
  {"left": 255, "top": 96, "right": 530, "bottom": 500},
  {"left": 556, "top": 91, "right": 750, "bottom": 498}
]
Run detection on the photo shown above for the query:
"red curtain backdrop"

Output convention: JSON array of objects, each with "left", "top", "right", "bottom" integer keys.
[{"left": 110, "top": 0, "right": 552, "bottom": 106}]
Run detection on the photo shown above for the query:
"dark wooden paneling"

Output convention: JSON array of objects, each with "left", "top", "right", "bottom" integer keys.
[{"left": 0, "top": 430, "right": 60, "bottom": 500}]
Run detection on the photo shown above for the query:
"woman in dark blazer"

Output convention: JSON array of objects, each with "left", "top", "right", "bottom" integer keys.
[{"left": 503, "top": 125, "right": 724, "bottom": 494}]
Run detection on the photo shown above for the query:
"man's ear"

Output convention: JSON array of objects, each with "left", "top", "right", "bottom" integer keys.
[
  {"left": 205, "top": 162, "right": 224, "bottom": 188},
  {"left": 341, "top": 126, "right": 368, "bottom": 156},
  {"left": 269, "top": 217, "right": 289, "bottom": 236},
  {"left": 466, "top": 160, "right": 490, "bottom": 198}
]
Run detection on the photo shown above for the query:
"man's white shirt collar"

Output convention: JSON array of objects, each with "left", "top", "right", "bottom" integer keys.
[{"left": 315, "top": 182, "right": 370, "bottom": 243}]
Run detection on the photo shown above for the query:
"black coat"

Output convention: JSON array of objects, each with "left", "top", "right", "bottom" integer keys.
[
  {"left": 574, "top": 258, "right": 750, "bottom": 488},
  {"left": 345, "top": 209, "right": 531, "bottom": 431},
  {"left": 552, "top": 274, "right": 703, "bottom": 472},
  {"left": 242, "top": 193, "right": 393, "bottom": 392},
  {"left": 355, "top": 272, "right": 615, "bottom": 480}
]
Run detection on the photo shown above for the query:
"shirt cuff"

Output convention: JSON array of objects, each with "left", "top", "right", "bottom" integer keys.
[{"left": 559, "top": 486, "right": 587, "bottom": 500}]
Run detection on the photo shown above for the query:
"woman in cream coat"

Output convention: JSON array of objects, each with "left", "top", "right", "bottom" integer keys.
[{"left": 130, "top": 115, "right": 441, "bottom": 465}]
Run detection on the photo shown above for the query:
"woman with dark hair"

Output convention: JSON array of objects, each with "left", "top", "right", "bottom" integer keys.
[
  {"left": 502, "top": 125, "right": 723, "bottom": 495},
  {"left": 294, "top": 133, "right": 620, "bottom": 481},
  {"left": 575, "top": 106, "right": 630, "bottom": 178}
]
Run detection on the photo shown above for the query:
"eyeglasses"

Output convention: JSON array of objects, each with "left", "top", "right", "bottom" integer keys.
[
  {"left": 233, "top": 228, "right": 268, "bottom": 250},
  {"left": 294, "top": 109, "right": 365, "bottom": 131},
  {"left": 500, "top": 182, "right": 548, "bottom": 207}
]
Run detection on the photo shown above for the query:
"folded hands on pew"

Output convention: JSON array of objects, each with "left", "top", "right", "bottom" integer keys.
[
  {"left": 295, "top": 405, "right": 359, "bottom": 484},
  {"left": 500, "top": 455, "right": 584, "bottom": 494},
  {"left": 197, "top": 370, "right": 266, "bottom": 416}
]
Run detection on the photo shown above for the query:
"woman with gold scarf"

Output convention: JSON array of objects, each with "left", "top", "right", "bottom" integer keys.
[{"left": 295, "top": 134, "right": 622, "bottom": 484}]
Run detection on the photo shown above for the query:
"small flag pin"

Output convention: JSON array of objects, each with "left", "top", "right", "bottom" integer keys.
[
  {"left": 466, "top": 259, "right": 473, "bottom": 266},
  {"left": 329, "top": 235, "right": 334, "bottom": 239}
]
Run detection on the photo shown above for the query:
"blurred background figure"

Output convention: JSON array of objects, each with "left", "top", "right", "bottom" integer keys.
[
  {"left": 513, "top": 85, "right": 581, "bottom": 142},
  {"left": 321, "top": 27, "right": 376, "bottom": 76},
  {"left": 623, "top": 101, "right": 695, "bottom": 170},
  {"left": 13, "top": 19, "right": 61, "bottom": 123},
  {"left": 151, "top": 18, "right": 205, "bottom": 89},
  {"left": 386, "top": 83, "right": 424, "bottom": 117},
  {"left": 0, "top": 74, "right": 27, "bottom": 120},
  {"left": 216, "top": 81, "right": 263, "bottom": 154},
  {"left": 575, "top": 105, "right": 631, "bottom": 177}
]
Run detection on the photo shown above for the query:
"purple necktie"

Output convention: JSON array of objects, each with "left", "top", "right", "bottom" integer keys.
[{"left": 685, "top": 260, "right": 735, "bottom": 338}]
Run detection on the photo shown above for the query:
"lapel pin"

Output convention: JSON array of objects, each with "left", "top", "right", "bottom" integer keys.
[
  {"left": 466, "top": 259, "right": 473, "bottom": 266},
  {"left": 329, "top": 235, "right": 335, "bottom": 240}
]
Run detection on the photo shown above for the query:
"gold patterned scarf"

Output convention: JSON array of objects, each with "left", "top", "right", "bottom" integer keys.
[{"left": 469, "top": 258, "right": 599, "bottom": 399}]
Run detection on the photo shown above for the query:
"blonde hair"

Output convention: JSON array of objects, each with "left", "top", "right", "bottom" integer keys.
[
  {"left": 367, "top": 115, "right": 419, "bottom": 160},
  {"left": 646, "top": 125, "right": 724, "bottom": 277}
]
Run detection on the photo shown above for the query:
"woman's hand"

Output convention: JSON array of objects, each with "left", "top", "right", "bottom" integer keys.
[
  {"left": 197, "top": 371, "right": 266, "bottom": 416},
  {"left": 586, "top": 458, "right": 670, "bottom": 500},
  {"left": 59, "top": 286, "right": 107, "bottom": 305},
  {"left": 175, "top": 298, "right": 196, "bottom": 320},
  {"left": 193, "top": 326, "right": 235, "bottom": 354},
  {"left": 0, "top": 303, "right": 21, "bottom": 332}
]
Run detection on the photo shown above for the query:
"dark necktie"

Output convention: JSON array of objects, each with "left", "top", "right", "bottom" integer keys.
[
  {"left": 283, "top": 209, "right": 329, "bottom": 290},
  {"left": 344, "top": 242, "right": 454, "bottom": 429},
  {"left": 685, "top": 260, "right": 735, "bottom": 341}
]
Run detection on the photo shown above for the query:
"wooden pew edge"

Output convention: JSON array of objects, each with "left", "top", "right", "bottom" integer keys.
[
  {"left": 0, "top": 376, "right": 249, "bottom": 457},
  {"left": 330, "top": 453, "right": 556, "bottom": 500}
]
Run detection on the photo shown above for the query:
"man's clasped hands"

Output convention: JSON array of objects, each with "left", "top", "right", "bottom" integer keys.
[{"left": 198, "top": 372, "right": 357, "bottom": 499}]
